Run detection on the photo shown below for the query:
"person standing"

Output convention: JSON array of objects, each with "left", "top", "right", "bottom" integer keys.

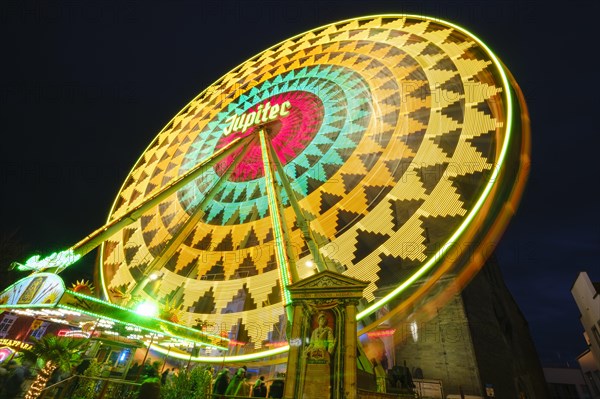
[
  {"left": 381, "top": 353, "right": 389, "bottom": 371},
  {"left": 0, "top": 362, "right": 8, "bottom": 389},
  {"left": 197, "top": 366, "right": 213, "bottom": 398},
  {"left": 372, "top": 358, "right": 387, "bottom": 393},
  {"left": 212, "top": 368, "right": 230, "bottom": 399},
  {"left": 225, "top": 365, "right": 248, "bottom": 396},
  {"left": 252, "top": 375, "right": 267, "bottom": 397},
  {"left": 2, "top": 360, "right": 31, "bottom": 399},
  {"left": 160, "top": 368, "right": 170, "bottom": 385},
  {"left": 137, "top": 367, "right": 160, "bottom": 399},
  {"left": 267, "top": 379, "right": 284, "bottom": 399}
]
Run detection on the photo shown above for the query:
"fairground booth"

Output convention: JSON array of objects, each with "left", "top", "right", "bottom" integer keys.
[{"left": 0, "top": 272, "right": 228, "bottom": 379}]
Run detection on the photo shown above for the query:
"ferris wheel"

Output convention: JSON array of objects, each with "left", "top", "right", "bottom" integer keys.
[{"left": 95, "top": 15, "right": 529, "bottom": 359}]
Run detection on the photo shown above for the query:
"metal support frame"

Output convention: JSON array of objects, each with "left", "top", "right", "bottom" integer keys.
[
  {"left": 258, "top": 129, "right": 299, "bottom": 310},
  {"left": 127, "top": 135, "right": 258, "bottom": 301},
  {"left": 261, "top": 132, "right": 334, "bottom": 273},
  {"left": 69, "top": 135, "right": 252, "bottom": 259}
]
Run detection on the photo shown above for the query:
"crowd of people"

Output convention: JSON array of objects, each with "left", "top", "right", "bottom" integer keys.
[
  {"left": 0, "top": 356, "right": 283, "bottom": 399},
  {"left": 0, "top": 358, "right": 33, "bottom": 399},
  {"left": 134, "top": 360, "right": 283, "bottom": 399},
  {"left": 209, "top": 365, "right": 283, "bottom": 398}
]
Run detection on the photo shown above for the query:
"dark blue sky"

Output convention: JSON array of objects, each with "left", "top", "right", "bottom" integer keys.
[{"left": 1, "top": 1, "right": 598, "bottom": 367}]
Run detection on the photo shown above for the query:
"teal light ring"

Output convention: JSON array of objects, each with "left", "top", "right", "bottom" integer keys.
[
  {"left": 176, "top": 65, "right": 372, "bottom": 225},
  {"left": 178, "top": 66, "right": 368, "bottom": 199}
]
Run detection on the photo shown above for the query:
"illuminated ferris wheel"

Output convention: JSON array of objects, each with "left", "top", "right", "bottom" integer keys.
[{"left": 95, "top": 15, "right": 529, "bottom": 358}]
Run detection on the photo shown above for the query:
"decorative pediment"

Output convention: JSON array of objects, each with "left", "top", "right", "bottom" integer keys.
[{"left": 287, "top": 271, "right": 368, "bottom": 300}]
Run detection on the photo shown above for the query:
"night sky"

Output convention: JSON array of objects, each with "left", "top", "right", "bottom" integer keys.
[{"left": 1, "top": 1, "right": 598, "bottom": 367}]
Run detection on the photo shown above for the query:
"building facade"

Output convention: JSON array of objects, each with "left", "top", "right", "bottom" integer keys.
[
  {"left": 572, "top": 272, "right": 600, "bottom": 398},
  {"left": 544, "top": 367, "right": 591, "bottom": 399},
  {"left": 378, "top": 258, "right": 548, "bottom": 398}
]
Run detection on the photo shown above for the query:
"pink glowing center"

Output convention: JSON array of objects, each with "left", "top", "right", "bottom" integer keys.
[{"left": 214, "top": 91, "right": 324, "bottom": 182}]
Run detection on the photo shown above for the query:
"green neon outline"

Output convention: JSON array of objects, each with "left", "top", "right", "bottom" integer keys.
[
  {"left": 17, "top": 249, "right": 81, "bottom": 272},
  {"left": 66, "top": 289, "right": 228, "bottom": 343},
  {"left": 96, "top": 14, "right": 519, "bottom": 361},
  {"left": 259, "top": 131, "right": 293, "bottom": 305},
  {"left": 145, "top": 341, "right": 289, "bottom": 363},
  {"left": 356, "top": 14, "right": 515, "bottom": 320},
  {"left": 57, "top": 303, "right": 227, "bottom": 351}
]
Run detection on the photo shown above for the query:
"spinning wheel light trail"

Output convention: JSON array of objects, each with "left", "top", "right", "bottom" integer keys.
[{"left": 15, "top": 15, "right": 529, "bottom": 363}]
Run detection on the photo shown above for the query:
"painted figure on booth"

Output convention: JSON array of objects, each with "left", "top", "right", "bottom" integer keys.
[{"left": 305, "top": 311, "right": 335, "bottom": 362}]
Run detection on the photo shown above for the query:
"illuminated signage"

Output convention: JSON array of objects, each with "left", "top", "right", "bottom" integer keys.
[
  {"left": 0, "top": 339, "right": 33, "bottom": 351},
  {"left": 0, "top": 273, "right": 65, "bottom": 306},
  {"left": 365, "top": 329, "right": 396, "bottom": 338},
  {"left": 30, "top": 319, "right": 44, "bottom": 331},
  {"left": 223, "top": 101, "right": 291, "bottom": 136},
  {"left": 18, "top": 276, "right": 46, "bottom": 304},
  {"left": 265, "top": 341, "right": 288, "bottom": 348},
  {"left": 57, "top": 329, "right": 97, "bottom": 338},
  {"left": 15, "top": 249, "right": 81, "bottom": 273},
  {"left": 0, "top": 347, "right": 15, "bottom": 362}
]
